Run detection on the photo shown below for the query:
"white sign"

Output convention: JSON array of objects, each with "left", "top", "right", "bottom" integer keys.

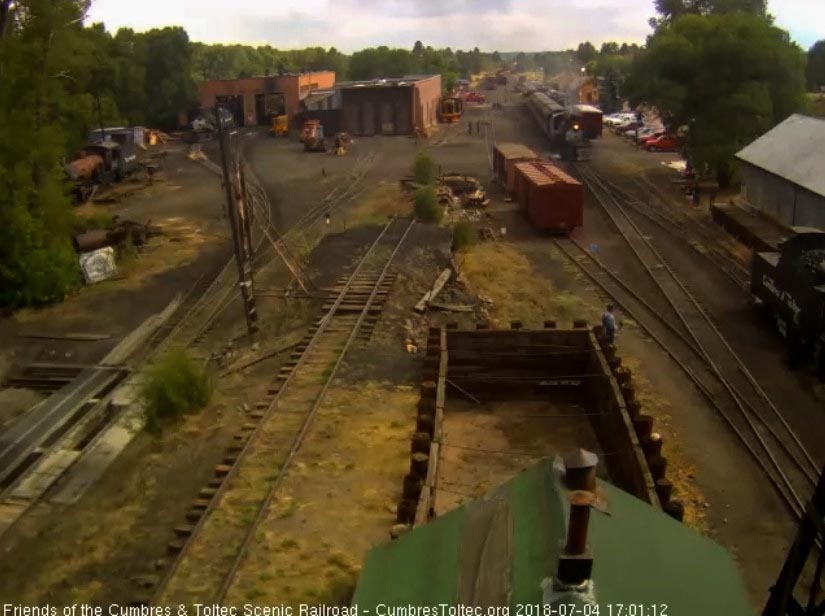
[{"left": 79, "top": 247, "right": 117, "bottom": 284}]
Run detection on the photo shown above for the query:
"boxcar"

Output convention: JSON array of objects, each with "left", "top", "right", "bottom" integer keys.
[
  {"left": 493, "top": 143, "right": 539, "bottom": 193},
  {"left": 513, "top": 161, "right": 583, "bottom": 234}
]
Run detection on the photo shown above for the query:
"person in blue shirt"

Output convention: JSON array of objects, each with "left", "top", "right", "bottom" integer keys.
[{"left": 602, "top": 304, "right": 617, "bottom": 345}]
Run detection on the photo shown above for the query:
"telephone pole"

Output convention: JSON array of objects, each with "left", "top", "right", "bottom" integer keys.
[{"left": 216, "top": 113, "right": 258, "bottom": 338}]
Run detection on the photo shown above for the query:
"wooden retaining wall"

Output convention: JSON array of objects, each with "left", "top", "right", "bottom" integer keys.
[{"left": 393, "top": 322, "right": 685, "bottom": 534}]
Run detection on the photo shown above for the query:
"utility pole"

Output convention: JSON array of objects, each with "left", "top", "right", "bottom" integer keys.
[{"left": 217, "top": 111, "right": 259, "bottom": 338}]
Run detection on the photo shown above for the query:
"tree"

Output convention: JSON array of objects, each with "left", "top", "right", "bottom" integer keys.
[
  {"left": 0, "top": 0, "right": 86, "bottom": 306},
  {"left": 652, "top": 0, "right": 767, "bottom": 27},
  {"left": 492, "top": 50, "right": 501, "bottom": 64},
  {"left": 413, "top": 40, "right": 423, "bottom": 57},
  {"left": 626, "top": 12, "right": 805, "bottom": 185},
  {"left": 575, "top": 42, "right": 597, "bottom": 64},
  {"left": 143, "top": 27, "right": 196, "bottom": 128},
  {"left": 807, "top": 40, "right": 825, "bottom": 91},
  {"left": 600, "top": 42, "right": 620, "bottom": 55}
]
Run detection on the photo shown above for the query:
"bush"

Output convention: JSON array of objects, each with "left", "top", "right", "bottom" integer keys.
[
  {"left": 452, "top": 222, "right": 478, "bottom": 249},
  {"left": 140, "top": 348, "right": 212, "bottom": 432},
  {"left": 412, "top": 151, "right": 436, "bottom": 185},
  {"left": 414, "top": 185, "right": 442, "bottom": 223}
]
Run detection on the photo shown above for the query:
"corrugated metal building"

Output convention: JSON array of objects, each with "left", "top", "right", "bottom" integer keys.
[
  {"left": 335, "top": 74, "right": 442, "bottom": 137},
  {"left": 197, "top": 71, "right": 336, "bottom": 127},
  {"left": 736, "top": 114, "right": 825, "bottom": 229}
]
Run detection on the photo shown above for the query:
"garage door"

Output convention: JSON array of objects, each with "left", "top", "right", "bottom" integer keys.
[
  {"left": 395, "top": 102, "right": 411, "bottom": 135},
  {"left": 362, "top": 102, "right": 375, "bottom": 136},
  {"left": 380, "top": 103, "right": 394, "bottom": 135},
  {"left": 344, "top": 103, "right": 361, "bottom": 136}
]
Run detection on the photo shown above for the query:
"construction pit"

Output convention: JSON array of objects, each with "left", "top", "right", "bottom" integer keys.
[{"left": 399, "top": 325, "right": 683, "bottom": 530}]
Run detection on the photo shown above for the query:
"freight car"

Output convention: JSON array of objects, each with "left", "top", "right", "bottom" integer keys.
[
  {"left": 492, "top": 143, "right": 538, "bottom": 193},
  {"left": 526, "top": 91, "right": 569, "bottom": 144},
  {"left": 570, "top": 104, "right": 603, "bottom": 140},
  {"left": 512, "top": 160, "right": 583, "bottom": 234},
  {"left": 751, "top": 229, "right": 825, "bottom": 377}
]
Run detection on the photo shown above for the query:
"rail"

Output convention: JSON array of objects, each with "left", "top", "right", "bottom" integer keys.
[
  {"left": 568, "top": 164, "right": 819, "bottom": 519},
  {"left": 150, "top": 216, "right": 415, "bottom": 604}
]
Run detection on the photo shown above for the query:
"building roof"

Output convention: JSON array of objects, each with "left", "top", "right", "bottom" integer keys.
[
  {"left": 515, "top": 161, "right": 581, "bottom": 187},
  {"left": 302, "top": 90, "right": 335, "bottom": 107},
  {"left": 337, "top": 74, "right": 439, "bottom": 89},
  {"left": 352, "top": 457, "right": 753, "bottom": 611},
  {"left": 494, "top": 142, "right": 538, "bottom": 160},
  {"left": 736, "top": 114, "right": 825, "bottom": 198}
]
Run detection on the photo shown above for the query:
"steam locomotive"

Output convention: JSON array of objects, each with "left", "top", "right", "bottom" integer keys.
[{"left": 751, "top": 228, "right": 825, "bottom": 378}]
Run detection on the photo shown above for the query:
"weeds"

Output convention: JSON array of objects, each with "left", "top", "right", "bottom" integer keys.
[
  {"left": 414, "top": 185, "right": 442, "bottom": 223},
  {"left": 452, "top": 221, "right": 478, "bottom": 249},
  {"left": 139, "top": 348, "right": 212, "bottom": 432},
  {"left": 412, "top": 151, "right": 436, "bottom": 185}
]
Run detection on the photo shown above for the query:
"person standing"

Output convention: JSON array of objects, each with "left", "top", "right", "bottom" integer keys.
[{"left": 602, "top": 304, "right": 617, "bottom": 345}]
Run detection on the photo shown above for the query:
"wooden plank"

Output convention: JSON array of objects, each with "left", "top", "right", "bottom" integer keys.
[
  {"left": 414, "top": 269, "right": 452, "bottom": 313},
  {"left": 425, "top": 442, "right": 440, "bottom": 488},
  {"left": 428, "top": 302, "right": 474, "bottom": 313},
  {"left": 19, "top": 332, "right": 112, "bottom": 342},
  {"left": 414, "top": 485, "right": 432, "bottom": 527}
]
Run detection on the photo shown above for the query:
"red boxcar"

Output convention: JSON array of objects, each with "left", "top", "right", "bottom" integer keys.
[
  {"left": 513, "top": 161, "right": 583, "bottom": 234},
  {"left": 493, "top": 143, "right": 539, "bottom": 193}
]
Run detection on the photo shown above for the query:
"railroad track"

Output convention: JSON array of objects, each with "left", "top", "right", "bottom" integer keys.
[
  {"left": 146, "top": 216, "right": 415, "bottom": 605},
  {"left": 566, "top": 164, "right": 819, "bottom": 520},
  {"left": 595, "top": 172, "right": 751, "bottom": 291}
]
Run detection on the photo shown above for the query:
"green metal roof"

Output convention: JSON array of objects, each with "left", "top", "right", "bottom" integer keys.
[{"left": 353, "top": 458, "right": 754, "bottom": 613}]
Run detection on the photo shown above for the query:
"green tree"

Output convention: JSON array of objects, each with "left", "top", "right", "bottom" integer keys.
[
  {"left": 626, "top": 12, "right": 805, "bottom": 185},
  {"left": 807, "top": 40, "right": 825, "bottom": 91},
  {"left": 652, "top": 0, "right": 767, "bottom": 27},
  {"left": 0, "top": 0, "right": 85, "bottom": 306},
  {"left": 575, "top": 42, "right": 597, "bottom": 64},
  {"left": 143, "top": 27, "right": 196, "bottom": 128}
]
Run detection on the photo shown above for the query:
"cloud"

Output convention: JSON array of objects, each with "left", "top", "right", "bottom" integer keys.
[{"left": 85, "top": 0, "right": 820, "bottom": 51}]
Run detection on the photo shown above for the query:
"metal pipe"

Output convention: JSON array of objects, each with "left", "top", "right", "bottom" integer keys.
[{"left": 564, "top": 490, "right": 595, "bottom": 556}]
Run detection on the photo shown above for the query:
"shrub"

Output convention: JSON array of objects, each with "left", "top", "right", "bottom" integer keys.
[
  {"left": 140, "top": 348, "right": 212, "bottom": 432},
  {"left": 412, "top": 151, "right": 436, "bottom": 185},
  {"left": 452, "top": 222, "right": 478, "bottom": 249},
  {"left": 414, "top": 185, "right": 442, "bottom": 223}
]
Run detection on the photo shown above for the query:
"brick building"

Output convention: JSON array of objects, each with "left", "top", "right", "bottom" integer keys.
[
  {"left": 327, "top": 74, "right": 442, "bottom": 137},
  {"left": 197, "top": 71, "right": 336, "bottom": 127}
]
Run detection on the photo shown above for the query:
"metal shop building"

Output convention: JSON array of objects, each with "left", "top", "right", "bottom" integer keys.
[
  {"left": 736, "top": 114, "right": 825, "bottom": 229},
  {"left": 302, "top": 74, "right": 442, "bottom": 137},
  {"left": 196, "top": 71, "right": 336, "bottom": 127}
]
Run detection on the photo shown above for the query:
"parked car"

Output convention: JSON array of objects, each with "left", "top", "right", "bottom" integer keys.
[
  {"left": 614, "top": 120, "right": 642, "bottom": 133},
  {"left": 605, "top": 112, "right": 637, "bottom": 127},
  {"left": 633, "top": 127, "right": 665, "bottom": 144},
  {"left": 464, "top": 91, "right": 487, "bottom": 103},
  {"left": 645, "top": 135, "right": 677, "bottom": 152}
]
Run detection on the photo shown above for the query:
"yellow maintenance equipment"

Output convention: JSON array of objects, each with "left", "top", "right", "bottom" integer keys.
[{"left": 271, "top": 114, "right": 288, "bottom": 136}]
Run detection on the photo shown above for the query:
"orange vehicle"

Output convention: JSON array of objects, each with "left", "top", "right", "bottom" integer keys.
[
  {"left": 300, "top": 119, "right": 322, "bottom": 142},
  {"left": 440, "top": 97, "right": 463, "bottom": 123}
]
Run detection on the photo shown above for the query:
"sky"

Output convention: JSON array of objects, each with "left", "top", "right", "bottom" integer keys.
[{"left": 86, "top": 0, "right": 824, "bottom": 51}]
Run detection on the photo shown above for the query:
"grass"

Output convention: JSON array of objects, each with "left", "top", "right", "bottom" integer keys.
[
  {"left": 351, "top": 184, "right": 409, "bottom": 225},
  {"left": 452, "top": 221, "right": 478, "bottom": 249},
  {"left": 459, "top": 242, "right": 596, "bottom": 327},
  {"left": 412, "top": 151, "right": 437, "bottom": 185},
  {"left": 139, "top": 348, "right": 212, "bottom": 432},
  {"left": 73, "top": 204, "right": 114, "bottom": 232}
]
